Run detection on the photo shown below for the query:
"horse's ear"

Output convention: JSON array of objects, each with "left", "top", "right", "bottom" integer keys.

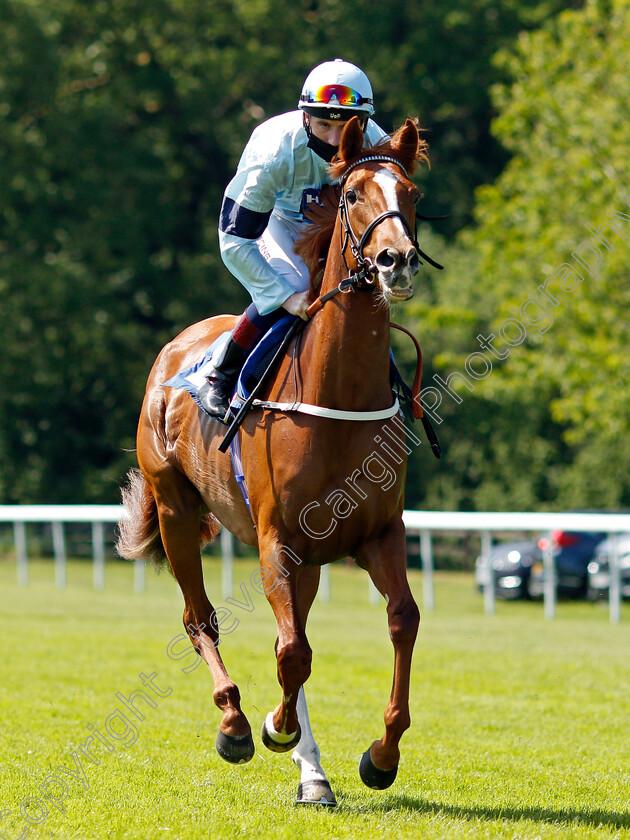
[
  {"left": 338, "top": 117, "right": 364, "bottom": 164},
  {"left": 389, "top": 118, "right": 421, "bottom": 172}
]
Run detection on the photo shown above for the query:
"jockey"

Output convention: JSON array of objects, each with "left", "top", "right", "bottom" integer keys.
[{"left": 198, "top": 58, "right": 388, "bottom": 421}]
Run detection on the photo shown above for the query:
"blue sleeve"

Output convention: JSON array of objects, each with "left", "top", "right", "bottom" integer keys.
[{"left": 219, "top": 197, "right": 272, "bottom": 240}]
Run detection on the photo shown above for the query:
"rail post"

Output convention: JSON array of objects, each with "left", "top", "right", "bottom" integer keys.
[
  {"left": 542, "top": 540, "right": 556, "bottom": 620},
  {"left": 481, "top": 530, "right": 495, "bottom": 616},
  {"left": 608, "top": 534, "right": 621, "bottom": 624},
  {"left": 92, "top": 521, "right": 105, "bottom": 590},
  {"left": 420, "top": 529, "right": 435, "bottom": 611},
  {"left": 52, "top": 521, "right": 67, "bottom": 589},
  {"left": 14, "top": 521, "right": 28, "bottom": 587},
  {"left": 220, "top": 528, "right": 234, "bottom": 600}
]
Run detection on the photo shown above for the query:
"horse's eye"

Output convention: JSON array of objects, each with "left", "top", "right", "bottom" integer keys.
[{"left": 346, "top": 189, "right": 358, "bottom": 205}]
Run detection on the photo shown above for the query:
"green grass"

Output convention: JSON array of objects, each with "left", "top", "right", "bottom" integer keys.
[{"left": 0, "top": 556, "right": 629, "bottom": 840}]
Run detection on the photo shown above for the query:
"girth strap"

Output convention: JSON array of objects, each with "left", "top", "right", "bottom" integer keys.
[{"left": 250, "top": 397, "right": 401, "bottom": 421}]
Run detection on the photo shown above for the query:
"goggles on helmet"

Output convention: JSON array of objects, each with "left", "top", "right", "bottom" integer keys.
[{"left": 300, "top": 84, "right": 373, "bottom": 109}]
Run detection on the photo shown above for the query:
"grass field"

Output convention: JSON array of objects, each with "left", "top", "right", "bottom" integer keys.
[{"left": 0, "top": 556, "right": 628, "bottom": 840}]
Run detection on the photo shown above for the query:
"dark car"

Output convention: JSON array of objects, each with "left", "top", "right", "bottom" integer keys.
[
  {"left": 528, "top": 530, "right": 606, "bottom": 599},
  {"left": 586, "top": 533, "right": 630, "bottom": 601},
  {"left": 474, "top": 539, "right": 541, "bottom": 600}
]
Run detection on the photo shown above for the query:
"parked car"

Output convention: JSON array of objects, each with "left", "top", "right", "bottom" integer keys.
[
  {"left": 528, "top": 529, "right": 606, "bottom": 599},
  {"left": 474, "top": 540, "right": 541, "bottom": 600},
  {"left": 586, "top": 533, "right": 630, "bottom": 601}
]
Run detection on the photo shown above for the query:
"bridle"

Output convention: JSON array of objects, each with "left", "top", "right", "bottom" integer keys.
[
  {"left": 337, "top": 155, "right": 444, "bottom": 286},
  {"left": 305, "top": 154, "right": 444, "bottom": 317}
]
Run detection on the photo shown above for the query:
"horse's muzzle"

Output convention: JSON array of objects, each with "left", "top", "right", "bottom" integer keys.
[{"left": 376, "top": 246, "right": 419, "bottom": 301}]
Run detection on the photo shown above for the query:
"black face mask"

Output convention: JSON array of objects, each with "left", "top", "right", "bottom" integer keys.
[{"left": 307, "top": 131, "right": 338, "bottom": 163}]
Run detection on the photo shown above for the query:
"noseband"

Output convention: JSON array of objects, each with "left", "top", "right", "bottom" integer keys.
[{"left": 337, "top": 155, "right": 444, "bottom": 287}]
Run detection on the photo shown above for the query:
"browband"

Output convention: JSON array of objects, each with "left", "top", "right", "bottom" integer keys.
[{"left": 338, "top": 155, "right": 409, "bottom": 185}]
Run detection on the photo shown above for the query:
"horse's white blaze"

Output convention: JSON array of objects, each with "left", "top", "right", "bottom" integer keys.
[
  {"left": 291, "top": 687, "right": 329, "bottom": 785},
  {"left": 373, "top": 169, "right": 407, "bottom": 238}
]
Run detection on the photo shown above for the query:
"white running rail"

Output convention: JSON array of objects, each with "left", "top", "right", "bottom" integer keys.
[{"left": 1, "top": 506, "right": 628, "bottom": 623}]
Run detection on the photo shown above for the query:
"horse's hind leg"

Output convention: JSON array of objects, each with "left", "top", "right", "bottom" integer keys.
[
  {"left": 356, "top": 517, "right": 420, "bottom": 790},
  {"left": 150, "top": 466, "right": 254, "bottom": 764}
]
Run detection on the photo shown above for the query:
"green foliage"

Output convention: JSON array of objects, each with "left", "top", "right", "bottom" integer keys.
[
  {"left": 5, "top": 0, "right": 618, "bottom": 509},
  {"left": 484, "top": 0, "right": 630, "bottom": 443},
  {"left": 414, "top": 0, "right": 630, "bottom": 511},
  {"left": 0, "top": 0, "right": 254, "bottom": 501}
]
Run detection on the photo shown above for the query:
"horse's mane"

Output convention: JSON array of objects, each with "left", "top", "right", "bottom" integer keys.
[
  {"left": 295, "top": 118, "right": 429, "bottom": 292},
  {"left": 294, "top": 183, "right": 341, "bottom": 291}
]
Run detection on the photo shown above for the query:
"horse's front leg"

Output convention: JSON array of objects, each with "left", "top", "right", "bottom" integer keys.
[
  {"left": 290, "top": 566, "right": 336, "bottom": 806},
  {"left": 293, "top": 686, "right": 336, "bottom": 806},
  {"left": 356, "top": 516, "right": 420, "bottom": 790},
  {"left": 258, "top": 554, "right": 334, "bottom": 804},
  {"left": 257, "top": 540, "right": 311, "bottom": 753}
]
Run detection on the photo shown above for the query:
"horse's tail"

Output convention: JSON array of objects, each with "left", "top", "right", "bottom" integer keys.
[
  {"left": 116, "top": 469, "right": 166, "bottom": 566},
  {"left": 116, "top": 468, "right": 222, "bottom": 569}
]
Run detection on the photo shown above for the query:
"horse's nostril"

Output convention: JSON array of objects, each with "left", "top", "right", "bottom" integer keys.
[
  {"left": 407, "top": 250, "right": 420, "bottom": 273},
  {"left": 375, "top": 248, "right": 398, "bottom": 269}
]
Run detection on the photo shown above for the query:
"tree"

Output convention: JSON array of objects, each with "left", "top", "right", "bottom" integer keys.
[
  {"left": 0, "top": 0, "right": 592, "bottom": 504},
  {"left": 410, "top": 0, "right": 630, "bottom": 511},
  {"left": 295, "top": 0, "right": 583, "bottom": 233},
  {"left": 0, "top": 0, "right": 297, "bottom": 501}
]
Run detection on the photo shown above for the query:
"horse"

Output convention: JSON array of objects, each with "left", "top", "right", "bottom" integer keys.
[{"left": 117, "top": 117, "right": 430, "bottom": 806}]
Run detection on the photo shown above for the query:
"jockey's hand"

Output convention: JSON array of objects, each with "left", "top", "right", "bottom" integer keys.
[{"left": 282, "top": 290, "right": 311, "bottom": 321}]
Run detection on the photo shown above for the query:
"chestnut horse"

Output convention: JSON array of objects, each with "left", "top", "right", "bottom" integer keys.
[{"left": 117, "top": 118, "right": 428, "bottom": 806}]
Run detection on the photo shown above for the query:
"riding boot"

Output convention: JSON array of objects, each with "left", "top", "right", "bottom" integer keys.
[{"left": 197, "top": 334, "right": 249, "bottom": 422}]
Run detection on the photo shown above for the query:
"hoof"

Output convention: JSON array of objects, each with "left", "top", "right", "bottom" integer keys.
[
  {"left": 296, "top": 780, "right": 337, "bottom": 807},
  {"left": 215, "top": 730, "right": 255, "bottom": 765},
  {"left": 359, "top": 747, "right": 398, "bottom": 790},
  {"left": 261, "top": 714, "right": 301, "bottom": 753}
]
